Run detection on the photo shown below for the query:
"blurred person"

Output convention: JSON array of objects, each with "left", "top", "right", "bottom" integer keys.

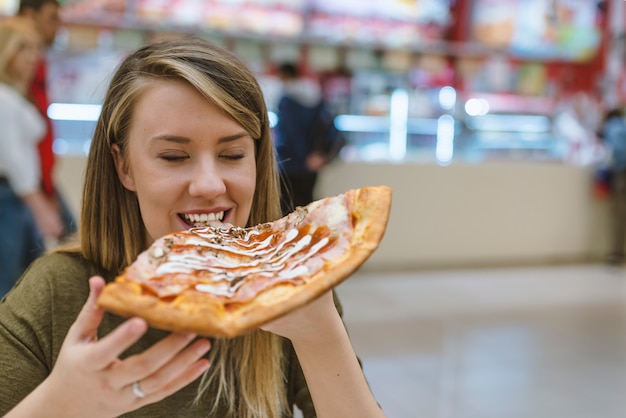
[
  {"left": 0, "top": 18, "right": 63, "bottom": 297},
  {"left": 274, "top": 62, "right": 345, "bottom": 215},
  {"left": 0, "top": 37, "right": 384, "bottom": 418},
  {"left": 601, "top": 107, "right": 626, "bottom": 265},
  {"left": 553, "top": 90, "right": 603, "bottom": 165},
  {"left": 17, "top": 0, "right": 76, "bottom": 239}
]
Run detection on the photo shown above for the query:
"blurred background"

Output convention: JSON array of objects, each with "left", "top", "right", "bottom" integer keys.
[
  {"left": 3, "top": 0, "right": 626, "bottom": 416},
  {"left": 0, "top": 0, "right": 620, "bottom": 270}
]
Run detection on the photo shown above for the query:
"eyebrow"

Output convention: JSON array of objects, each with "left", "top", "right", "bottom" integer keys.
[{"left": 151, "top": 132, "right": 251, "bottom": 145}]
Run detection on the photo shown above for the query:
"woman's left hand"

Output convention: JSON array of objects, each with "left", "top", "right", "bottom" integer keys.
[{"left": 260, "top": 290, "right": 340, "bottom": 342}]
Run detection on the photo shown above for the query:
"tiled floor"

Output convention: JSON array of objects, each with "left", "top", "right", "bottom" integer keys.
[{"left": 335, "top": 264, "right": 626, "bottom": 418}]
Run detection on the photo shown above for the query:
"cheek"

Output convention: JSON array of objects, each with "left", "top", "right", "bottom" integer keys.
[
  {"left": 242, "top": 163, "right": 258, "bottom": 198},
  {"left": 135, "top": 187, "right": 179, "bottom": 241},
  {"left": 136, "top": 174, "right": 183, "bottom": 213},
  {"left": 130, "top": 165, "right": 180, "bottom": 234},
  {"left": 230, "top": 162, "right": 257, "bottom": 220}
]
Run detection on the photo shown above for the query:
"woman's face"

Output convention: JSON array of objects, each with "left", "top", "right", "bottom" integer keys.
[
  {"left": 114, "top": 79, "right": 257, "bottom": 242},
  {"left": 6, "top": 28, "right": 41, "bottom": 86}
]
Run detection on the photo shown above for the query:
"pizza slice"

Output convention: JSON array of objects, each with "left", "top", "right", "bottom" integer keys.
[{"left": 96, "top": 185, "right": 392, "bottom": 338}]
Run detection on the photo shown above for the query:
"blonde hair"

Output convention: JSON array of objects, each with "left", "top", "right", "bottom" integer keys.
[
  {"left": 0, "top": 17, "right": 40, "bottom": 93},
  {"left": 80, "top": 37, "right": 286, "bottom": 417}
]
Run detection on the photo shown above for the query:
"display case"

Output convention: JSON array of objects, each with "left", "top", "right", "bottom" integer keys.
[
  {"left": 447, "top": 0, "right": 608, "bottom": 164},
  {"left": 334, "top": 68, "right": 461, "bottom": 164},
  {"left": 3, "top": 0, "right": 610, "bottom": 165},
  {"left": 470, "top": 0, "right": 604, "bottom": 62}
]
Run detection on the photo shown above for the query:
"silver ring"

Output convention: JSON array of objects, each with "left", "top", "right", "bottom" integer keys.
[{"left": 132, "top": 381, "right": 146, "bottom": 399}]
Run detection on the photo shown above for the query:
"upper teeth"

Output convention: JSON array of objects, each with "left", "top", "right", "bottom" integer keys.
[{"left": 183, "top": 212, "right": 224, "bottom": 224}]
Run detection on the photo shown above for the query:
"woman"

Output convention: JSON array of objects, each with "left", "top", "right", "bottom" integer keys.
[
  {"left": 0, "top": 37, "right": 385, "bottom": 417},
  {"left": 0, "top": 17, "right": 63, "bottom": 297}
]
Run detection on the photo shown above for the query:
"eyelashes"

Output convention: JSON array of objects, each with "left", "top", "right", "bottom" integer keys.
[
  {"left": 221, "top": 154, "right": 245, "bottom": 161},
  {"left": 158, "top": 153, "right": 247, "bottom": 162}
]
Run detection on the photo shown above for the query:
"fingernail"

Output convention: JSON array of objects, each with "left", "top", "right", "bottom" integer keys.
[
  {"left": 196, "top": 359, "right": 210, "bottom": 374},
  {"left": 196, "top": 340, "right": 211, "bottom": 355},
  {"left": 128, "top": 318, "right": 147, "bottom": 335}
]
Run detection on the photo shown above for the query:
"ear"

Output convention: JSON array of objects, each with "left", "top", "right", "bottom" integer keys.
[{"left": 111, "top": 144, "right": 137, "bottom": 192}]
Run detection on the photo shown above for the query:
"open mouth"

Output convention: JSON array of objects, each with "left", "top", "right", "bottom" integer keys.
[{"left": 179, "top": 211, "right": 226, "bottom": 228}]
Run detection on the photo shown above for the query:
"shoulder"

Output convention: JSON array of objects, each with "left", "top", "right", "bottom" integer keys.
[
  {"left": 0, "top": 84, "right": 40, "bottom": 126},
  {"left": 0, "top": 84, "right": 14, "bottom": 98},
  {"left": 0, "top": 84, "right": 29, "bottom": 106},
  {"left": 27, "top": 251, "right": 105, "bottom": 279},
  {"left": 0, "top": 252, "right": 112, "bottom": 394},
  {"left": 281, "top": 80, "right": 322, "bottom": 107},
  {"left": 278, "top": 95, "right": 302, "bottom": 110},
  {"left": 0, "top": 85, "right": 20, "bottom": 111},
  {"left": 9, "top": 252, "right": 112, "bottom": 303},
  {"left": 0, "top": 252, "right": 112, "bottom": 344}
]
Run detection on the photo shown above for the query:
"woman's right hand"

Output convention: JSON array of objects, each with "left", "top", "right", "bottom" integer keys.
[{"left": 5, "top": 276, "right": 212, "bottom": 418}]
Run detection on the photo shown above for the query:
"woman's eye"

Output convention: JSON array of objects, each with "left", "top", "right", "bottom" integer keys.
[
  {"left": 221, "top": 154, "right": 245, "bottom": 161},
  {"left": 160, "top": 154, "right": 188, "bottom": 162}
]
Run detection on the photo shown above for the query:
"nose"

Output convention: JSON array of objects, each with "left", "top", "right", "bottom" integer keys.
[{"left": 188, "top": 158, "right": 227, "bottom": 199}]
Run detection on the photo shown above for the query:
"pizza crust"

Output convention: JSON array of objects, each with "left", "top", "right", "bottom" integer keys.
[{"left": 97, "top": 185, "right": 392, "bottom": 338}]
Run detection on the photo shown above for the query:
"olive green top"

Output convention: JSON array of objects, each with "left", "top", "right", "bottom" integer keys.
[{"left": 0, "top": 252, "right": 316, "bottom": 417}]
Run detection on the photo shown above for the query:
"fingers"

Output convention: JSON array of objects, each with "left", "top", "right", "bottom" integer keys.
[
  {"left": 146, "top": 355, "right": 211, "bottom": 402},
  {"left": 108, "top": 331, "right": 210, "bottom": 385},
  {"left": 47, "top": 276, "right": 213, "bottom": 416},
  {"left": 65, "top": 276, "right": 106, "bottom": 345},
  {"left": 114, "top": 332, "right": 196, "bottom": 377},
  {"left": 84, "top": 317, "right": 149, "bottom": 370},
  {"left": 68, "top": 276, "right": 150, "bottom": 369},
  {"left": 71, "top": 276, "right": 210, "bottom": 375},
  {"left": 124, "top": 338, "right": 212, "bottom": 403}
]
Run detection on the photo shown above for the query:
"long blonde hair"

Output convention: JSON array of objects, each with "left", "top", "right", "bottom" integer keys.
[
  {"left": 0, "top": 17, "right": 41, "bottom": 93},
  {"left": 80, "top": 37, "right": 286, "bottom": 417}
]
